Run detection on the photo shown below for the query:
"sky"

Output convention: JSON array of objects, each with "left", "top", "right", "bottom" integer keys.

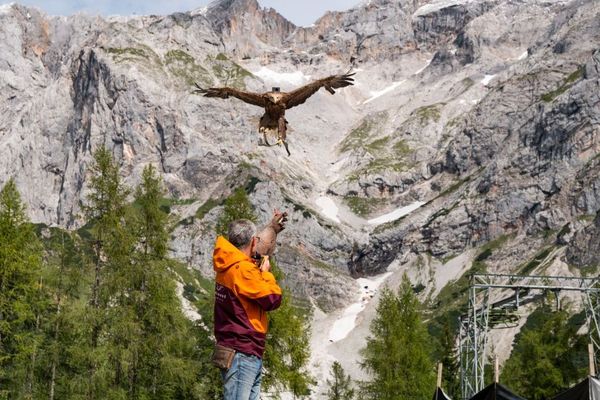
[{"left": 0, "top": 0, "right": 362, "bottom": 26}]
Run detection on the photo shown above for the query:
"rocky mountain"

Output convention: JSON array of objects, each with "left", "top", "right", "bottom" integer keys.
[{"left": 1, "top": 0, "right": 600, "bottom": 395}]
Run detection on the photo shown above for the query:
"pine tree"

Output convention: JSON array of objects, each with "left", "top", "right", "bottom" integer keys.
[
  {"left": 80, "top": 146, "right": 134, "bottom": 399},
  {"left": 360, "top": 274, "right": 435, "bottom": 400},
  {"left": 129, "top": 164, "right": 200, "bottom": 399},
  {"left": 79, "top": 152, "right": 202, "bottom": 399},
  {"left": 215, "top": 187, "right": 256, "bottom": 236},
  {"left": 326, "top": 361, "right": 355, "bottom": 400},
  {"left": 0, "top": 179, "right": 44, "bottom": 400},
  {"left": 500, "top": 306, "right": 587, "bottom": 399},
  {"left": 439, "top": 318, "right": 460, "bottom": 398},
  {"left": 36, "top": 229, "right": 87, "bottom": 400}
]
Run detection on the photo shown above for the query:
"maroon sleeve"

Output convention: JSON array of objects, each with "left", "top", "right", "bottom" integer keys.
[{"left": 255, "top": 294, "right": 282, "bottom": 311}]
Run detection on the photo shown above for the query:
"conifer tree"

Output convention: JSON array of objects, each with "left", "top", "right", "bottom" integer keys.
[
  {"left": 360, "top": 274, "right": 435, "bottom": 400},
  {"left": 501, "top": 306, "right": 586, "bottom": 399},
  {"left": 80, "top": 146, "right": 134, "bottom": 398},
  {"left": 37, "top": 229, "right": 87, "bottom": 400},
  {"left": 0, "top": 179, "right": 44, "bottom": 400},
  {"left": 439, "top": 318, "right": 460, "bottom": 398},
  {"left": 326, "top": 361, "right": 355, "bottom": 400},
  {"left": 129, "top": 164, "right": 200, "bottom": 399},
  {"left": 215, "top": 187, "right": 256, "bottom": 235},
  {"left": 79, "top": 153, "right": 202, "bottom": 399}
]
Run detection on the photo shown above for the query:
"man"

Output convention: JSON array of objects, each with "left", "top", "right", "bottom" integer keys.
[{"left": 213, "top": 217, "right": 283, "bottom": 400}]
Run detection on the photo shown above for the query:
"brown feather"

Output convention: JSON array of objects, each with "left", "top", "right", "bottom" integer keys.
[
  {"left": 194, "top": 84, "right": 267, "bottom": 107},
  {"left": 283, "top": 72, "right": 355, "bottom": 109}
]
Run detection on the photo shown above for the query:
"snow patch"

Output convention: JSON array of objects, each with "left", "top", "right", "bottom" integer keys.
[
  {"left": 367, "top": 201, "right": 426, "bottom": 225},
  {"left": 251, "top": 66, "right": 310, "bottom": 86},
  {"left": 518, "top": 51, "right": 528, "bottom": 60},
  {"left": 328, "top": 272, "right": 392, "bottom": 342},
  {"left": 481, "top": 74, "right": 496, "bottom": 86},
  {"left": 191, "top": 6, "right": 208, "bottom": 16},
  {"left": 316, "top": 196, "right": 340, "bottom": 223},
  {"left": 328, "top": 303, "right": 365, "bottom": 342},
  {"left": 363, "top": 80, "right": 406, "bottom": 104},
  {"left": 414, "top": 0, "right": 473, "bottom": 17},
  {"left": 0, "top": 3, "right": 14, "bottom": 14},
  {"left": 414, "top": 59, "right": 432, "bottom": 75}
]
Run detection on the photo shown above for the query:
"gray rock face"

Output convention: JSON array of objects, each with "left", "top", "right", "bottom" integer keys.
[
  {"left": 291, "top": 0, "right": 420, "bottom": 64},
  {"left": 566, "top": 213, "right": 600, "bottom": 268},
  {"left": 206, "top": 0, "right": 297, "bottom": 57},
  {"left": 412, "top": 0, "right": 499, "bottom": 51},
  {"left": 346, "top": 0, "right": 600, "bottom": 275}
]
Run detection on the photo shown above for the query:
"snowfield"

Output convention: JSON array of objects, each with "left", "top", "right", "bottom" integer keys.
[
  {"left": 251, "top": 66, "right": 310, "bottom": 86},
  {"left": 316, "top": 196, "right": 341, "bottom": 223},
  {"left": 481, "top": 74, "right": 496, "bottom": 86},
  {"left": 363, "top": 80, "right": 406, "bottom": 104},
  {"left": 0, "top": 3, "right": 14, "bottom": 14},
  {"left": 328, "top": 272, "right": 392, "bottom": 342},
  {"left": 367, "top": 201, "right": 426, "bottom": 225},
  {"left": 310, "top": 271, "right": 394, "bottom": 397},
  {"left": 414, "top": 59, "right": 433, "bottom": 75}
]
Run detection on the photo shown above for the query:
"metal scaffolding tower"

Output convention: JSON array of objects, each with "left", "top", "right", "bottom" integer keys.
[{"left": 458, "top": 273, "right": 600, "bottom": 399}]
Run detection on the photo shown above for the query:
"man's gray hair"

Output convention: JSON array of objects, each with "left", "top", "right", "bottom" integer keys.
[{"left": 228, "top": 219, "right": 257, "bottom": 249}]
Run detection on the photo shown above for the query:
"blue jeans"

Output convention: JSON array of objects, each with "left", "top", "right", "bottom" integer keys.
[{"left": 221, "top": 352, "right": 262, "bottom": 400}]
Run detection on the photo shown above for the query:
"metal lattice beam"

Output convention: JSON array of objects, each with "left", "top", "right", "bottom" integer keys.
[{"left": 459, "top": 273, "right": 600, "bottom": 400}]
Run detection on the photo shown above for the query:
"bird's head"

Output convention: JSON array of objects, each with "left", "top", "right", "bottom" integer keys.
[{"left": 266, "top": 89, "right": 284, "bottom": 103}]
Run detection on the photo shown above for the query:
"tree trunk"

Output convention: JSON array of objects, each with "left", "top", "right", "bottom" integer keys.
[
  {"left": 91, "top": 240, "right": 102, "bottom": 348},
  {"left": 50, "top": 233, "right": 66, "bottom": 400},
  {"left": 89, "top": 237, "right": 103, "bottom": 400},
  {"left": 49, "top": 301, "right": 62, "bottom": 400}
]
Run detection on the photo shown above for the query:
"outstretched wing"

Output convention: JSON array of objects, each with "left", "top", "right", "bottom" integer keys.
[
  {"left": 283, "top": 72, "right": 355, "bottom": 110},
  {"left": 193, "top": 83, "right": 267, "bottom": 108}
]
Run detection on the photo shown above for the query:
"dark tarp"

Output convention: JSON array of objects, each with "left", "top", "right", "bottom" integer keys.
[
  {"left": 469, "top": 382, "right": 527, "bottom": 400},
  {"left": 551, "top": 377, "right": 600, "bottom": 400},
  {"left": 432, "top": 387, "right": 452, "bottom": 400}
]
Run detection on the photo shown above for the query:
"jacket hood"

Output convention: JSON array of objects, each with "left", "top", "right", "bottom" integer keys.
[{"left": 213, "top": 236, "right": 252, "bottom": 272}]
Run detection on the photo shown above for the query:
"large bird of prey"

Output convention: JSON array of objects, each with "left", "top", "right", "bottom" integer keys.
[{"left": 194, "top": 71, "right": 355, "bottom": 156}]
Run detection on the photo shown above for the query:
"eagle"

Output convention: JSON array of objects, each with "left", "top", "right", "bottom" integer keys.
[{"left": 194, "top": 71, "right": 355, "bottom": 156}]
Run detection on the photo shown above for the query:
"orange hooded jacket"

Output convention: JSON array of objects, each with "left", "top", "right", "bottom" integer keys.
[{"left": 213, "top": 236, "right": 282, "bottom": 357}]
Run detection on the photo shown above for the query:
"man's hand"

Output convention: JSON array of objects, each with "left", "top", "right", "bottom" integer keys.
[
  {"left": 259, "top": 256, "right": 271, "bottom": 273},
  {"left": 269, "top": 209, "right": 288, "bottom": 233}
]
